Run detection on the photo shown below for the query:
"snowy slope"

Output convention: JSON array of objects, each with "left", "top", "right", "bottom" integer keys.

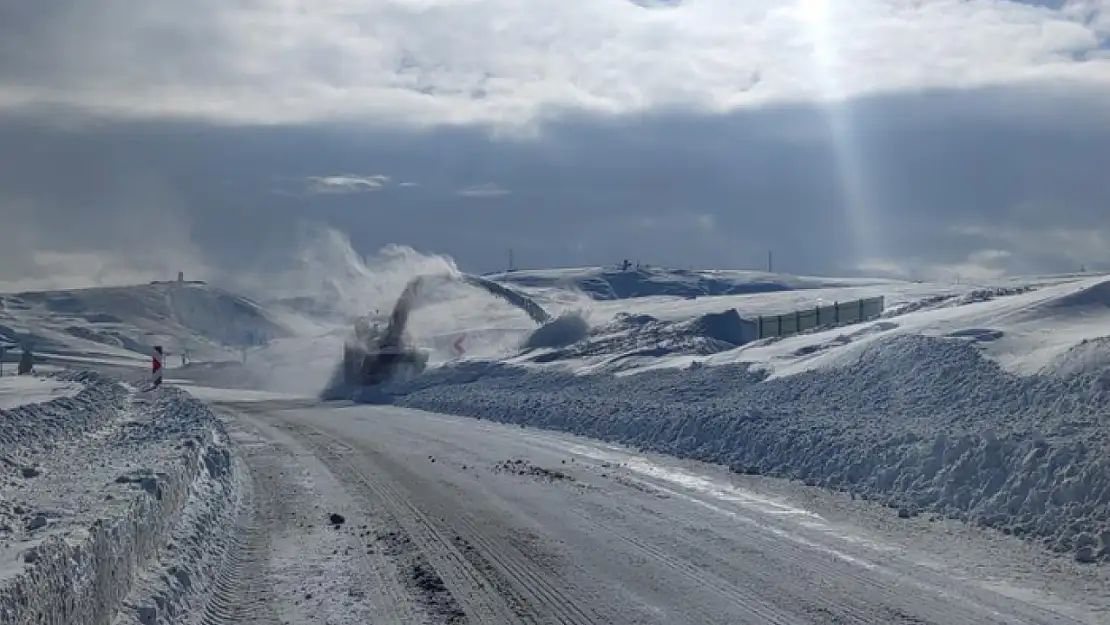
[
  {"left": 473, "top": 275, "right": 1095, "bottom": 379},
  {"left": 0, "top": 282, "right": 294, "bottom": 367},
  {"left": 487, "top": 265, "right": 902, "bottom": 300}
]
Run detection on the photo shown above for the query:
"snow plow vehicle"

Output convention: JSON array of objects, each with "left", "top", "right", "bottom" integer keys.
[
  {"left": 321, "top": 272, "right": 555, "bottom": 399},
  {"left": 338, "top": 277, "right": 431, "bottom": 388}
]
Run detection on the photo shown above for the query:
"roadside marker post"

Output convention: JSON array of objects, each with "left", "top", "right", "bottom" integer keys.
[{"left": 152, "top": 346, "right": 163, "bottom": 388}]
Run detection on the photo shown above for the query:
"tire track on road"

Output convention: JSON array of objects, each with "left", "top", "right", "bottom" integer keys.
[
  {"left": 287, "top": 422, "right": 605, "bottom": 625},
  {"left": 225, "top": 412, "right": 426, "bottom": 625}
]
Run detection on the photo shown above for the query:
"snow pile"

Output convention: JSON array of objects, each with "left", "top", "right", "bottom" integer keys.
[
  {"left": 518, "top": 309, "right": 748, "bottom": 372},
  {"left": 520, "top": 312, "right": 590, "bottom": 351},
  {"left": 113, "top": 389, "right": 241, "bottom": 625},
  {"left": 1040, "top": 336, "right": 1110, "bottom": 378},
  {"left": 0, "top": 373, "right": 236, "bottom": 624},
  {"left": 393, "top": 331, "right": 1110, "bottom": 563}
]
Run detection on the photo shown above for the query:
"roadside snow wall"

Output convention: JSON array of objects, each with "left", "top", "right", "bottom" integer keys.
[
  {"left": 0, "top": 374, "right": 233, "bottom": 625},
  {"left": 393, "top": 333, "right": 1110, "bottom": 563}
]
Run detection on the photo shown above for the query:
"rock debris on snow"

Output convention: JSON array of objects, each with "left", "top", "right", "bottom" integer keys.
[{"left": 492, "top": 458, "right": 573, "bottom": 482}]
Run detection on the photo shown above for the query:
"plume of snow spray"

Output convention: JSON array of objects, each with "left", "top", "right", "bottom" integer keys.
[
  {"left": 265, "top": 224, "right": 462, "bottom": 320},
  {"left": 234, "top": 223, "right": 582, "bottom": 395}
]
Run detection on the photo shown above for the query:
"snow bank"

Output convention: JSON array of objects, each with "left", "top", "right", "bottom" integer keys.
[
  {"left": 0, "top": 373, "right": 235, "bottom": 625},
  {"left": 513, "top": 309, "right": 755, "bottom": 374},
  {"left": 392, "top": 333, "right": 1110, "bottom": 563},
  {"left": 520, "top": 312, "right": 590, "bottom": 350}
]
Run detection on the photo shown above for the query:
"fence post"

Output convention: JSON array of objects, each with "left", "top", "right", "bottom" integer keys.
[
  {"left": 152, "top": 346, "right": 163, "bottom": 388},
  {"left": 834, "top": 302, "right": 840, "bottom": 324}
]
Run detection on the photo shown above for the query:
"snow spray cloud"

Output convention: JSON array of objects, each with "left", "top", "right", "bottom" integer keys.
[
  {"left": 235, "top": 223, "right": 564, "bottom": 394},
  {"left": 248, "top": 223, "right": 463, "bottom": 320}
]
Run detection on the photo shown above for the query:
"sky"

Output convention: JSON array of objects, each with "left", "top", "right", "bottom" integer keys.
[{"left": 1, "top": 0, "right": 1109, "bottom": 292}]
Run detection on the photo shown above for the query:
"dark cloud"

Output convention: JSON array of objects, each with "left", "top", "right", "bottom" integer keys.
[{"left": 1, "top": 82, "right": 1108, "bottom": 288}]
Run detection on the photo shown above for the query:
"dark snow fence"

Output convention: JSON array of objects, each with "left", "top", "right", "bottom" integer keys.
[{"left": 728, "top": 296, "right": 885, "bottom": 344}]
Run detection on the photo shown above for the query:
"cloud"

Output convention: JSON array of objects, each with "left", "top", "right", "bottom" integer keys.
[
  {"left": 456, "top": 183, "right": 510, "bottom": 198},
  {"left": 1, "top": 81, "right": 1106, "bottom": 288},
  {"left": 306, "top": 174, "right": 390, "bottom": 194},
  {"left": 0, "top": 165, "right": 211, "bottom": 291},
  {"left": 859, "top": 249, "right": 1015, "bottom": 284},
  {"left": 0, "top": 0, "right": 1107, "bottom": 128}
]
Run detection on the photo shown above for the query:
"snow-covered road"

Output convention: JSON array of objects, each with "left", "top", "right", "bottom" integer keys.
[{"left": 215, "top": 399, "right": 1110, "bottom": 625}]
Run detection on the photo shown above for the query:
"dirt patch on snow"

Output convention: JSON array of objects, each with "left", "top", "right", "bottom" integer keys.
[{"left": 492, "top": 458, "right": 574, "bottom": 482}]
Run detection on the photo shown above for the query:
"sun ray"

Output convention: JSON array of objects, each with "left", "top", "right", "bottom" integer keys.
[{"left": 796, "top": 0, "right": 878, "bottom": 271}]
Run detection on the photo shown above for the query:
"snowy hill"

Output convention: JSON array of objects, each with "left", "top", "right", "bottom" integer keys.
[
  {"left": 487, "top": 266, "right": 902, "bottom": 300},
  {"left": 0, "top": 282, "right": 293, "bottom": 366}
]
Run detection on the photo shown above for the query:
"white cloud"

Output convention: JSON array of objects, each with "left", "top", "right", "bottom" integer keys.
[
  {"left": 1, "top": 0, "right": 1108, "bottom": 128},
  {"left": 856, "top": 252, "right": 1011, "bottom": 283},
  {"left": 456, "top": 183, "right": 509, "bottom": 198},
  {"left": 306, "top": 174, "right": 389, "bottom": 194},
  {"left": 855, "top": 258, "right": 913, "bottom": 279},
  {"left": 956, "top": 223, "right": 1110, "bottom": 269}
]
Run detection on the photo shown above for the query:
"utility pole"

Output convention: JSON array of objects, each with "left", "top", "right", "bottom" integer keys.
[
  {"left": 508, "top": 249, "right": 515, "bottom": 272},
  {"left": 767, "top": 250, "right": 773, "bottom": 273}
]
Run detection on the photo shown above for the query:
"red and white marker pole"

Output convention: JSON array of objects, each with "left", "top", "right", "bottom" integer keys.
[{"left": 152, "top": 346, "right": 163, "bottom": 388}]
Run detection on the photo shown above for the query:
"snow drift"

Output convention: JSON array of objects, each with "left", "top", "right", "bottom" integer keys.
[{"left": 519, "top": 309, "right": 749, "bottom": 372}]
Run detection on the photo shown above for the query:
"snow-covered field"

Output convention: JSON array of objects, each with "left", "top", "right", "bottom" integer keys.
[{"left": 2, "top": 259, "right": 1110, "bottom": 622}]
